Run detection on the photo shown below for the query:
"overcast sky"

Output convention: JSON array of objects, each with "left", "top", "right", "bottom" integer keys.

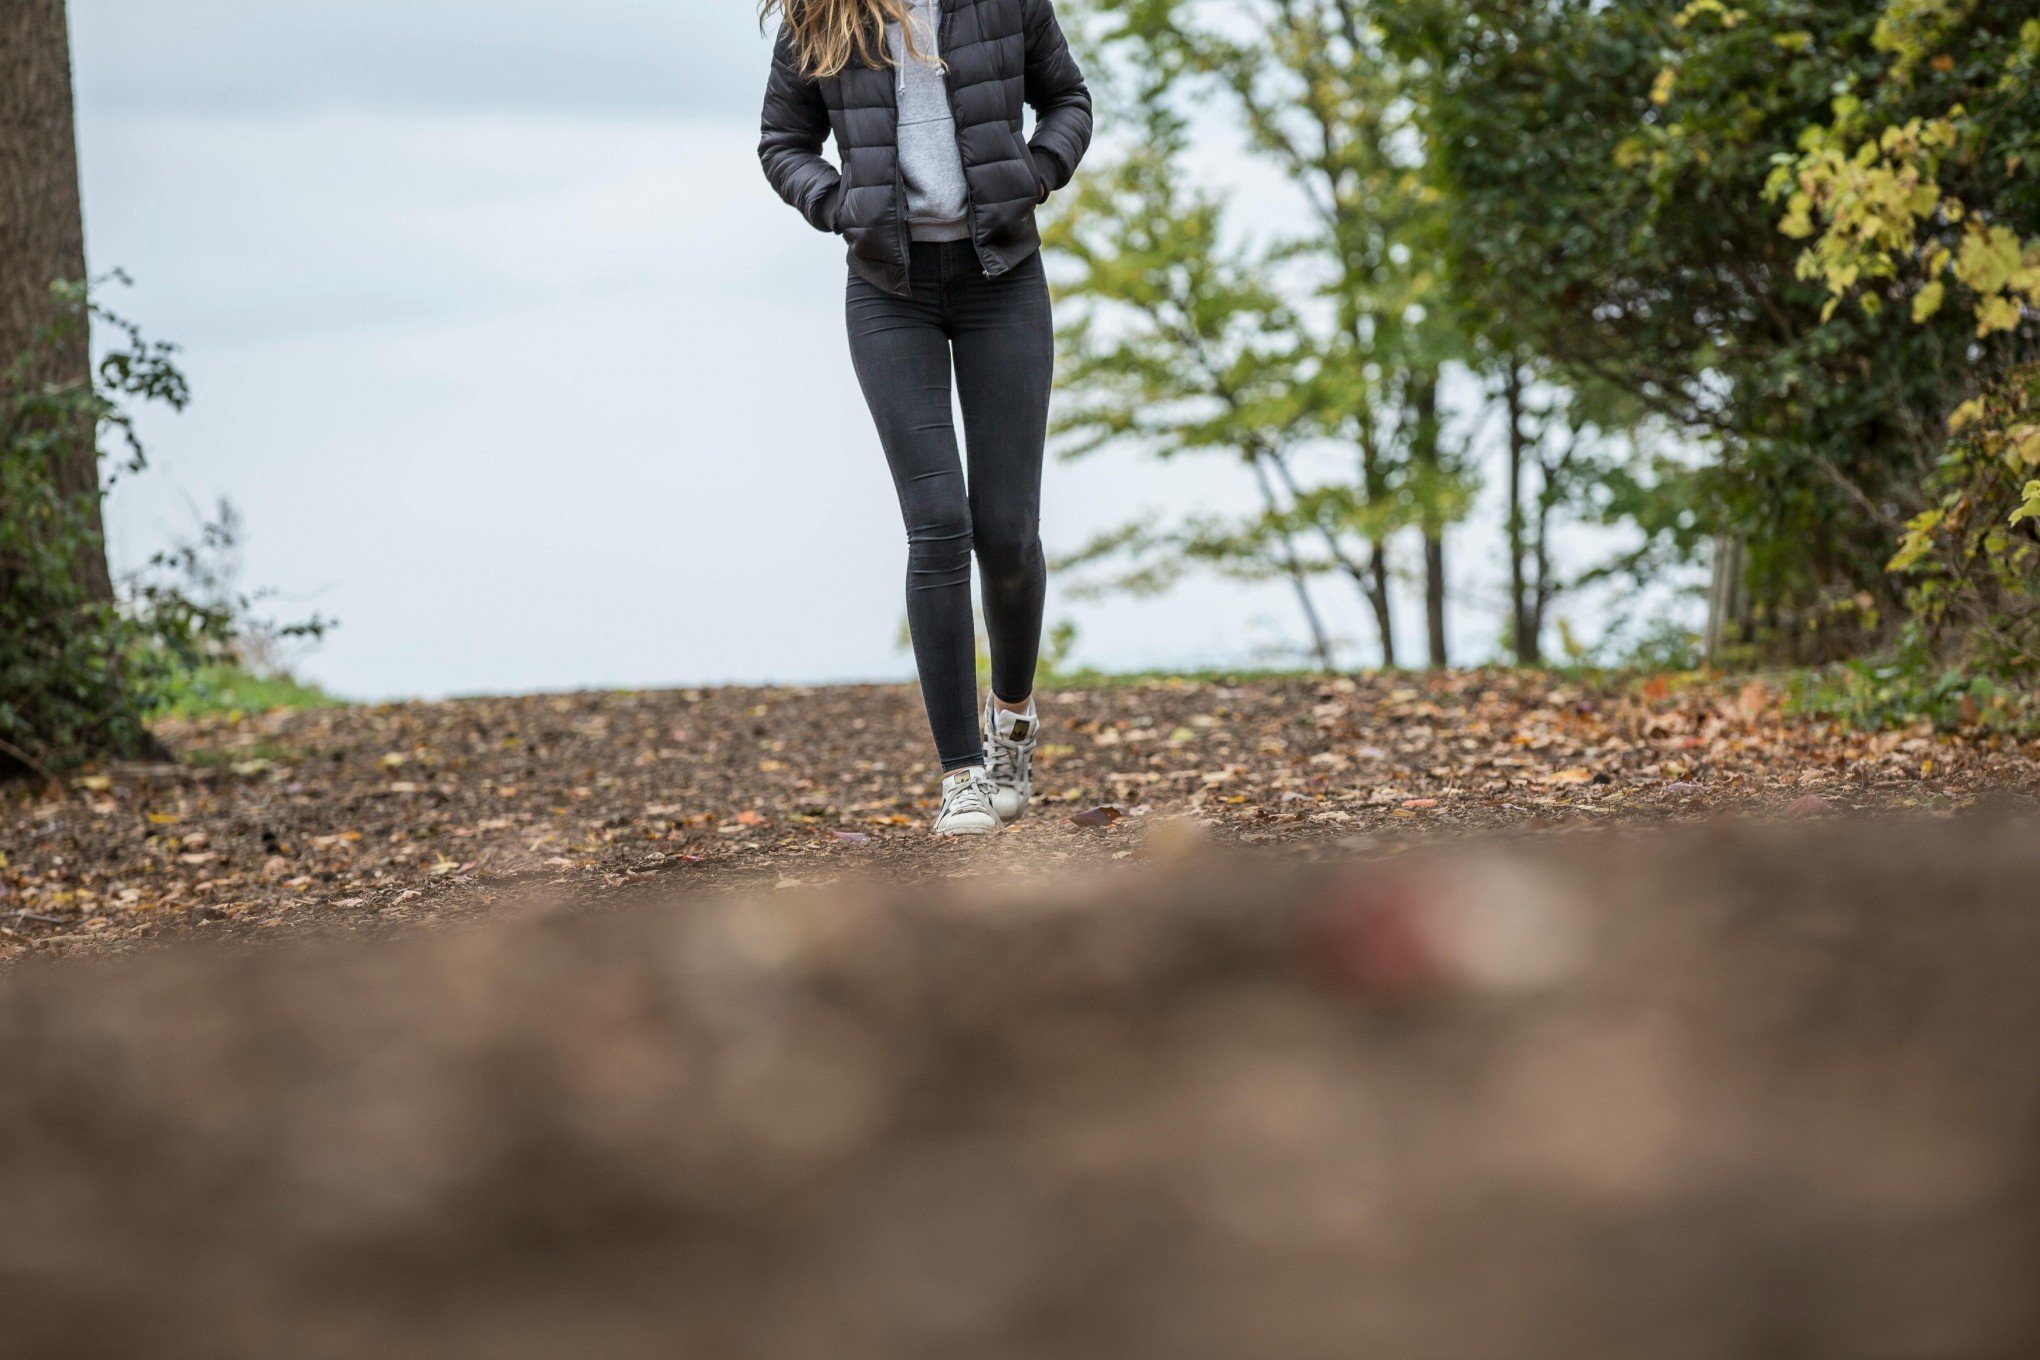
[{"left": 70, "top": 0, "right": 1670, "bottom": 700}]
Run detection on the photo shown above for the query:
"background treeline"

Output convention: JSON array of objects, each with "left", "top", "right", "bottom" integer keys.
[
  {"left": 6, "top": 0, "right": 2036, "bottom": 773},
  {"left": 1049, "top": 0, "right": 2040, "bottom": 724}
]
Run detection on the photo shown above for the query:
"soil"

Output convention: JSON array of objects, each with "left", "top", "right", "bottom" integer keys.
[{"left": 1, "top": 670, "right": 2036, "bottom": 964}]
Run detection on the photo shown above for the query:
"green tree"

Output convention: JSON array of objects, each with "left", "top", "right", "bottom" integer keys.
[
  {"left": 1074, "top": 0, "right": 1495, "bottom": 667},
  {"left": 1048, "top": 105, "right": 1347, "bottom": 668},
  {"left": 1388, "top": 0, "right": 2029, "bottom": 663},
  {"left": 1775, "top": 5, "right": 2040, "bottom": 677}
]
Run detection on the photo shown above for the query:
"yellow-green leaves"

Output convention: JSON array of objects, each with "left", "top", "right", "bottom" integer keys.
[
  {"left": 1944, "top": 223, "right": 2040, "bottom": 335},
  {"left": 1674, "top": 1, "right": 1747, "bottom": 30},
  {"left": 1888, "top": 507, "right": 1944, "bottom": 573},
  {"left": 2011, "top": 481, "right": 2040, "bottom": 528},
  {"left": 1873, "top": 0, "right": 1981, "bottom": 78},
  {"left": 1775, "top": 92, "right": 2040, "bottom": 340},
  {"left": 1776, "top": 117, "right": 1951, "bottom": 300},
  {"left": 2008, "top": 426, "right": 2040, "bottom": 468},
  {"left": 1911, "top": 279, "right": 1945, "bottom": 322},
  {"left": 1956, "top": 223, "right": 2026, "bottom": 297}
]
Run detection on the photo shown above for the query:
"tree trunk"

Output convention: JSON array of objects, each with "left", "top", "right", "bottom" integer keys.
[
  {"left": 1266, "top": 450, "right": 1389, "bottom": 672},
  {"left": 1705, "top": 534, "right": 1747, "bottom": 664},
  {"left": 1247, "top": 451, "right": 1336, "bottom": 672},
  {"left": 1529, "top": 436, "right": 1571, "bottom": 654},
  {"left": 1, "top": 0, "right": 108, "bottom": 602},
  {"left": 1503, "top": 363, "right": 1538, "bottom": 665},
  {"left": 1410, "top": 371, "right": 1448, "bottom": 668},
  {"left": 1357, "top": 423, "right": 1397, "bottom": 668}
]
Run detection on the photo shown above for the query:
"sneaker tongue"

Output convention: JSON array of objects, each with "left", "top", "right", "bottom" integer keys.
[{"left": 995, "top": 707, "right": 1035, "bottom": 741}]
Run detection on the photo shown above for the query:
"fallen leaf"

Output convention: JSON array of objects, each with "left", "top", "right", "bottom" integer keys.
[
  {"left": 1069, "top": 805, "right": 1126, "bottom": 828},
  {"left": 832, "top": 830, "right": 872, "bottom": 844},
  {"left": 1785, "top": 794, "right": 1833, "bottom": 818}
]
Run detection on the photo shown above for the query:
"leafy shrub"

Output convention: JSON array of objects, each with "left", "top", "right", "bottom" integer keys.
[
  {"left": 1886, "top": 361, "right": 2040, "bottom": 677},
  {"left": 0, "top": 279, "right": 323, "bottom": 777},
  {"left": 1785, "top": 647, "right": 2038, "bottom": 735}
]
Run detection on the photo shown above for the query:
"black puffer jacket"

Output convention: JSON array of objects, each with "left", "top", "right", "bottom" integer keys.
[{"left": 759, "top": 0, "right": 1092, "bottom": 295}]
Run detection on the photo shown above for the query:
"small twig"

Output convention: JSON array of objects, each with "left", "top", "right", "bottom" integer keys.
[
  {"left": 8, "top": 911, "right": 65, "bottom": 925},
  {"left": 0, "top": 733, "right": 59, "bottom": 791}
]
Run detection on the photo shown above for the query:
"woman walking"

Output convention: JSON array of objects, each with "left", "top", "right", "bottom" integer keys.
[{"left": 758, "top": 0, "right": 1091, "bottom": 834}]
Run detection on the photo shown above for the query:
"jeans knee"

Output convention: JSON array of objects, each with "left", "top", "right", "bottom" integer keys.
[
  {"left": 906, "top": 507, "right": 973, "bottom": 584},
  {"left": 975, "top": 524, "right": 1042, "bottom": 587}
]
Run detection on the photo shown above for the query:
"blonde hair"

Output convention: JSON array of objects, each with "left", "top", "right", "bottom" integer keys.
[{"left": 760, "top": 0, "right": 936, "bottom": 79}]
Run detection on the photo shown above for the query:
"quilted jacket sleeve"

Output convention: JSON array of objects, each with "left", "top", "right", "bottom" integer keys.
[
  {"left": 1021, "top": 0, "right": 1093, "bottom": 194},
  {"left": 758, "top": 26, "right": 843, "bottom": 233}
]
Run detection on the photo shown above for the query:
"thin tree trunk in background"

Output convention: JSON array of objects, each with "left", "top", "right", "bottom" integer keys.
[
  {"left": 1411, "top": 371, "right": 1448, "bottom": 668},
  {"left": 1247, "top": 452, "right": 1336, "bottom": 672},
  {"left": 1267, "top": 450, "right": 1388, "bottom": 669},
  {"left": 1, "top": 0, "right": 107, "bottom": 602},
  {"left": 1503, "top": 363, "right": 1538, "bottom": 664},
  {"left": 1357, "top": 423, "right": 1397, "bottom": 667},
  {"left": 1705, "top": 535, "right": 1747, "bottom": 663},
  {"left": 1529, "top": 430, "right": 1572, "bottom": 654}
]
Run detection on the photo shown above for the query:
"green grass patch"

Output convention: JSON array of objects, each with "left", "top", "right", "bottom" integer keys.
[
  {"left": 177, "top": 740, "right": 311, "bottom": 769},
  {"left": 1047, "top": 665, "right": 1336, "bottom": 689},
  {"left": 152, "top": 665, "right": 343, "bottom": 719},
  {"left": 1784, "top": 660, "right": 2040, "bottom": 736}
]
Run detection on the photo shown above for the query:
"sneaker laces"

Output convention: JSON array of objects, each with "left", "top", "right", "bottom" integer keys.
[
  {"left": 985, "top": 704, "right": 1035, "bottom": 785},
  {"left": 985, "top": 733, "right": 1026, "bottom": 787},
  {"left": 943, "top": 771, "right": 996, "bottom": 818}
]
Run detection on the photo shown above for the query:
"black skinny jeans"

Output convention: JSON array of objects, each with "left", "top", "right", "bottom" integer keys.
[{"left": 847, "top": 240, "right": 1052, "bottom": 772}]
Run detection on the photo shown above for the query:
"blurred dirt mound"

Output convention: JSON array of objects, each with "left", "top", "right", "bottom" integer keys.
[{"left": 2, "top": 815, "right": 2038, "bottom": 1360}]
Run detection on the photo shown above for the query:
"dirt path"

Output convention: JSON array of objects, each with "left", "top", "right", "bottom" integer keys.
[{"left": 2, "top": 671, "right": 2035, "bottom": 962}]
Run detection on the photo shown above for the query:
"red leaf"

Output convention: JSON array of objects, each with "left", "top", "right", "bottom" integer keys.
[{"left": 1068, "top": 805, "right": 1126, "bottom": 828}]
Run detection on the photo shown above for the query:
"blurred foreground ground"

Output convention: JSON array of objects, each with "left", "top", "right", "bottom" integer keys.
[
  {"left": 1, "top": 814, "right": 2036, "bottom": 1359},
  {"left": 2, "top": 672, "right": 2037, "bottom": 962}
]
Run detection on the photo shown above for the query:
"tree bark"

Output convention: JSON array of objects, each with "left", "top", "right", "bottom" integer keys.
[
  {"left": 1410, "top": 370, "right": 1448, "bottom": 668},
  {"left": 1503, "top": 363, "right": 1538, "bottom": 665},
  {"left": 2, "top": 0, "right": 108, "bottom": 602},
  {"left": 1530, "top": 427, "right": 1574, "bottom": 655},
  {"left": 1356, "top": 423, "right": 1397, "bottom": 668}
]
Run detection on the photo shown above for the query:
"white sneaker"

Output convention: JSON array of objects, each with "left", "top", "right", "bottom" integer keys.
[
  {"left": 982, "top": 697, "right": 1038, "bottom": 823},
  {"left": 933, "top": 765, "right": 1002, "bottom": 837}
]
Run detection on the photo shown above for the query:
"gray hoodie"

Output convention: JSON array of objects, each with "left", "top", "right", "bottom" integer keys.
[{"left": 888, "top": 0, "right": 972, "bottom": 242}]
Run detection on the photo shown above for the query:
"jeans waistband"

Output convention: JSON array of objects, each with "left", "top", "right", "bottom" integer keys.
[{"left": 908, "top": 238, "right": 979, "bottom": 268}]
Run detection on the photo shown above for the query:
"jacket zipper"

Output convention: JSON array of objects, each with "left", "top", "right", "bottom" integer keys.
[
  {"left": 936, "top": 0, "right": 993, "bottom": 276},
  {"left": 893, "top": 155, "right": 912, "bottom": 291},
  {"left": 889, "top": 19, "right": 913, "bottom": 291}
]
